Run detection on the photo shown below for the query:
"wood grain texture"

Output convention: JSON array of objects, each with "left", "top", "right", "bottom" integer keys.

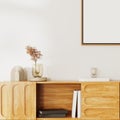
[
  {"left": 36, "top": 83, "right": 81, "bottom": 117},
  {"left": 0, "top": 82, "right": 36, "bottom": 120},
  {"left": 0, "top": 83, "right": 10, "bottom": 119},
  {"left": 9, "top": 82, "right": 36, "bottom": 120},
  {"left": 81, "top": 82, "right": 119, "bottom": 119}
]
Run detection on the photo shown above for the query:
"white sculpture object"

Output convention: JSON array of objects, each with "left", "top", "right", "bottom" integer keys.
[{"left": 11, "top": 66, "right": 27, "bottom": 81}]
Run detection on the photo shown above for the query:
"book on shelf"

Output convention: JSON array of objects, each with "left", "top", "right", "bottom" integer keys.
[
  {"left": 71, "top": 90, "right": 81, "bottom": 118},
  {"left": 77, "top": 90, "right": 81, "bottom": 118},
  {"left": 71, "top": 90, "right": 78, "bottom": 118},
  {"left": 37, "top": 109, "right": 68, "bottom": 118},
  {"left": 38, "top": 109, "right": 68, "bottom": 115},
  {"left": 38, "top": 113, "right": 66, "bottom": 118}
]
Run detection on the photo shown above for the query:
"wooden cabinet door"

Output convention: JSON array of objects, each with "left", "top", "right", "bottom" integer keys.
[
  {"left": 81, "top": 82, "right": 119, "bottom": 119},
  {"left": 0, "top": 83, "right": 10, "bottom": 119},
  {"left": 9, "top": 82, "right": 36, "bottom": 120}
]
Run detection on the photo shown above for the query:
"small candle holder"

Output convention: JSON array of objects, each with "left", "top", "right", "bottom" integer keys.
[{"left": 91, "top": 67, "right": 97, "bottom": 78}]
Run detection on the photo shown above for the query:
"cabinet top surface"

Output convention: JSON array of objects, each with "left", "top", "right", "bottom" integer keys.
[{"left": 1, "top": 80, "right": 119, "bottom": 84}]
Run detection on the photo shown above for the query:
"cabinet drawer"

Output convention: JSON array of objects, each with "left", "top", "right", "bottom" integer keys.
[
  {"left": 82, "top": 96, "right": 119, "bottom": 108},
  {"left": 81, "top": 82, "right": 119, "bottom": 119},
  {"left": 82, "top": 82, "right": 119, "bottom": 96},
  {"left": 82, "top": 107, "right": 119, "bottom": 119}
]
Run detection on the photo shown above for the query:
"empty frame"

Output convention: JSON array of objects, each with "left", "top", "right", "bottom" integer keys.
[{"left": 82, "top": 0, "right": 120, "bottom": 45}]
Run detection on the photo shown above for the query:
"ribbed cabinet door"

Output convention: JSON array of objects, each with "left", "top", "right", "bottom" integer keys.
[
  {"left": 81, "top": 82, "right": 119, "bottom": 119},
  {"left": 9, "top": 82, "right": 36, "bottom": 120},
  {"left": 0, "top": 83, "right": 10, "bottom": 119}
]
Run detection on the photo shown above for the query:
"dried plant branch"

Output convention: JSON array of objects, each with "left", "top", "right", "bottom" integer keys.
[{"left": 26, "top": 46, "right": 42, "bottom": 62}]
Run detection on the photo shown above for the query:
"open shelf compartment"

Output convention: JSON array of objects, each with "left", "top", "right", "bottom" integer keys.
[{"left": 36, "top": 82, "right": 81, "bottom": 118}]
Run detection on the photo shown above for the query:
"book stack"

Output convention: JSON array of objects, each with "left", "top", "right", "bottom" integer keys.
[
  {"left": 71, "top": 90, "right": 81, "bottom": 118},
  {"left": 37, "top": 109, "right": 68, "bottom": 118}
]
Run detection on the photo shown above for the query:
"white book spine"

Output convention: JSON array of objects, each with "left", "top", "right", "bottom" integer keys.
[
  {"left": 72, "top": 90, "right": 78, "bottom": 118},
  {"left": 77, "top": 90, "right": 81, "bottom": 118}
]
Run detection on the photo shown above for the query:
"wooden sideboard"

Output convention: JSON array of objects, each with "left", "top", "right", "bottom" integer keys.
[{"left": 0, "top": 81, "right": 119, "bottom": 120}]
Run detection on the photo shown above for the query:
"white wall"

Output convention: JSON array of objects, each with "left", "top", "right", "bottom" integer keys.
[{"left": 0, "top": 0, "right": 120, "bottom": 81}]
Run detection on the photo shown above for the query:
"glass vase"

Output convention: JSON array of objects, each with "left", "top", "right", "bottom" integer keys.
[{"left": 32, "top": 63, "right": 43, "bottom": 78}]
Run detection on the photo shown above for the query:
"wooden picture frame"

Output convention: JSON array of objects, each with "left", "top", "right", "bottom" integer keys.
[{"left": 82, "top": 0, "right": 120, "bottom": 45}]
